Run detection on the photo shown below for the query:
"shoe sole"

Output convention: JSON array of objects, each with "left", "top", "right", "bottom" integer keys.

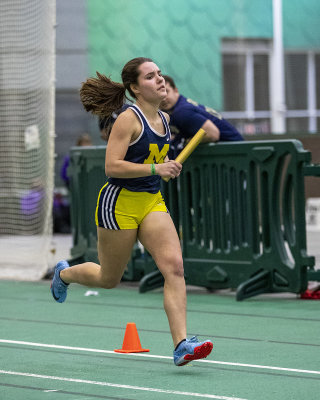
[
  {"left": 177, "top": 341, "right": 213, "bottom": 367},
  {"left": 50, "top": 282, "right": 62, "bottom": 303},
  {"left": 50, "top": 261, "right": 69, "bottom": 303},
  {"left": 50, "top": 275, "right": 67, "bottom": 303}
]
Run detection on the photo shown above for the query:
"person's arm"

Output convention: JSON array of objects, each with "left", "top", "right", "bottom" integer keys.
[
  {"left": 200, "top": 119, "right": 220, "bottom": 142},
  {"left": 105, "top": 109, "right": 181, "bottom": 179},
  {"left": 173, "top": 107, "right": 219, "bottom": 143},
  {"left": 212, "top": 117, "right": 244, "bottom": 141}
]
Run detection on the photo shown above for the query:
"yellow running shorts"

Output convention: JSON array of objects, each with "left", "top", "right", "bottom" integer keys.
[{"left": 95, "top": 182, "right": 168, "bottom": 230}]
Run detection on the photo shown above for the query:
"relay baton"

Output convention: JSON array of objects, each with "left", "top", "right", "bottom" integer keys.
[{"left": 162, "top": 128, "right": 206, "bottom": 182}]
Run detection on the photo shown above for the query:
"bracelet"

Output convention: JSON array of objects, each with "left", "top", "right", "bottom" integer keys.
[{"left": 151, "top": 163, "right": 156, "bottom": 175}]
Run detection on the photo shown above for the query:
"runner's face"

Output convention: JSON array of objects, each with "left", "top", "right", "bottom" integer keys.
[{"left": 134, "top": 62, "right": 167, "bottom": 102}]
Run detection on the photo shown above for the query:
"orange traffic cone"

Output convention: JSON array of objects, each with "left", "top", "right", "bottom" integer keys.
[{"left": 114, "top": 322, "right": 149, "bottom": 353}]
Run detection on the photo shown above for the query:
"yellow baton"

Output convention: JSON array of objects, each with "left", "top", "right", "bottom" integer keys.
[{"left": 163, "top": 128, "right": 206, "bottom": 182}]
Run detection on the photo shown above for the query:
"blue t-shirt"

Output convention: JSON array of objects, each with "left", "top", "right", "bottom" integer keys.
[
  {"left": 108, "top": 104, "right": 171, "bottom": 194},
  {"left": 168, "top": 95, "right": 243, "bottom": 141}
]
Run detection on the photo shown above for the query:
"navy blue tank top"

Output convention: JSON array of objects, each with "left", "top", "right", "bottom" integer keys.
[{"left": 108, "top": 104, "right": 171, "bottom": 194}]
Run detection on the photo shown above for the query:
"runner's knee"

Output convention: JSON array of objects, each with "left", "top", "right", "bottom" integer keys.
[
  {"left": 99, "top": 270, "right": 122, "bottom": 289},
  {"left": 100, "top": 277, "right": 120, "bottom": 289},
  {"left": 160, "top": 253, "right": 184, "bottom": 279}
]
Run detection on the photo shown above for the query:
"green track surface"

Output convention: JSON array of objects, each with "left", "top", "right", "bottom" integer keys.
[{"left": 0, "top": 280, "right": 319, "bottom": 399}]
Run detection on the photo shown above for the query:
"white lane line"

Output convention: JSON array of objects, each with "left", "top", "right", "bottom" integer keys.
[
  {"left": 0, "top": 370, "right": 246, "bottom": 400},
  {"left": 1, "top": 339, "right": 320, "bottom": 376}
]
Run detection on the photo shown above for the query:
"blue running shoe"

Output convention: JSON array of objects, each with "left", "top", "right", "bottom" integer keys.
[
  {"left": 173, "top": 336, "right": 213, "bottom": 366},
  {"left": 50, "top": 260, "right": 70, "bottom": 303}
]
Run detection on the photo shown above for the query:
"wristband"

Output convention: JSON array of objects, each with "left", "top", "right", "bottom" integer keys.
[{"left": 151, "top": 163, "right": 156, "bottom": 175}]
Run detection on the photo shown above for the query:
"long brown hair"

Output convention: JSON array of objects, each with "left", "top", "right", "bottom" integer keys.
[{"left": 80, "top": 57, "right": 153, "bottom": 118}]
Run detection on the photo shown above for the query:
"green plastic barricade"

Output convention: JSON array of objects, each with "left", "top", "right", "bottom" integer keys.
[
  {"left": 68, "top": 140, "right": 317, "bottom": 300},
  {"left": 141, "top": 140, "right": 316, "bottom": 300},
  {"left": 68, "top": 146, "right": 105, "bottom": 265}
]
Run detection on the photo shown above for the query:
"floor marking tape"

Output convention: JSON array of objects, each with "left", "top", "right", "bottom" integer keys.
[
  {"left": 0, "top": 370, "right": 246, "bottom": 400},
  {"left": 1, "top": 339, "right": 320, "bottom": 376}
]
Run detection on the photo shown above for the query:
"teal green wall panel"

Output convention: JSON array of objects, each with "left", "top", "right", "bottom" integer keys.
[
  {"left": 283, "top": 0, "right": 320, "bottom": 49},
  {"left": 219, "top": 0, "right": 272, "bottom": 38},
  {"left": 87, "top": 0, "right": 319, "bottom": 110}
]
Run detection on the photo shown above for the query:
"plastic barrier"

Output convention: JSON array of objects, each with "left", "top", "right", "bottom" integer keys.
[
  {"left": 68, "top": 140, "right": 317, "bottom": 300},
  {"left": 141, "top": 140, "right": 316, "bottom": 300}
]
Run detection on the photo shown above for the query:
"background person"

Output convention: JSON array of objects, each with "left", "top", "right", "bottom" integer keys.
[
  {"left": 60, "top": 133, "right": 93, "bottom": 188},
  {"left": 161, "top": 75, "right": 243, "bottom": 158},
  {"left": 50, "top": 57, "right": 213, "bottom": 367}
]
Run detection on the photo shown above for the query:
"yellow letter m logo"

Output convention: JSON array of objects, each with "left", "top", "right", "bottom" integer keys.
[{"left": 144, "top": 143, "right": 169, "bottom": 164}]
